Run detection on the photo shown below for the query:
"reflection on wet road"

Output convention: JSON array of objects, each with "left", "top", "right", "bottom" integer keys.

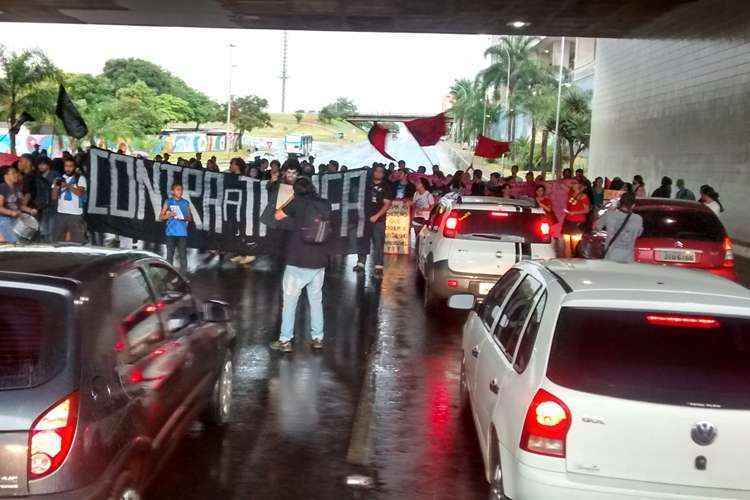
[{"left": 152, "top": 255, "right": 487, "bottom": 499}]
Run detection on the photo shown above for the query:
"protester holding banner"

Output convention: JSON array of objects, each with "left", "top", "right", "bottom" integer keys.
[{"left": 354, "top": 164, "right": 393, "bottom": 279}]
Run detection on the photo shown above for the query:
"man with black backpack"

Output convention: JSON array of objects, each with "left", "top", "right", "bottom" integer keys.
[{"left": 269, "top": 176, "right": 332, "bottom": 353}]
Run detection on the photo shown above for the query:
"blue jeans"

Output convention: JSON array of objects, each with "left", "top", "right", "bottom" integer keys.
[
  {"left": 280, "top": 265, "right": 325, "bottom": 342},
  {"left": 0, "top": 216, "right": 17, "bottom": 243}
]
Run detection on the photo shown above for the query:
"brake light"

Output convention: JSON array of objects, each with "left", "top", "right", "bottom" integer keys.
[
  {"left": 539, "top": 222, "right": 551, "bottom": 236},
  {"left": 446, "top": 279, "right": 458, "bottom": 288},
  {"left": 520, "top": 389, "right": 571, "bottom": 458},
  {"left": 29, "top": 393, "right": 79, "bottom": 479},
  {"left": 723, "top": 237, "right": 734, "bottom": 268},
  {"left": 646, "top": 314, "right": 720, "bottom": 329},
  {"left": 444, "top": 215, "right": 459, "bottom": 238},
  {"left": 490, "top": 211, "right": 509, "bottom": 218}
]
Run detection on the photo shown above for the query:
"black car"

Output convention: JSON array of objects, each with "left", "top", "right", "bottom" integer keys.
[{"left": 0, "top": 246, "right": 235, "bottom": 499}]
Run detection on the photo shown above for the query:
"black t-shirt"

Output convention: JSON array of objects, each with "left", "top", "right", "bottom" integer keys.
[
  {"left": 393, "top": 181, "right": 415, "bottom": 200},
  {"left": 281, "top": 195, "right": 331, "bottom": 269},
  {"left": 366, "top": 180, "right": 394, "bottom": 222},
  {"left": 470, "top": 181, "right": 486, "bottom": 196}
]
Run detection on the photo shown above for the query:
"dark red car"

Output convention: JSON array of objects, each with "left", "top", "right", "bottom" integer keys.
[{"left": 578, "top": 198, "right": 736, "bottom": 281}]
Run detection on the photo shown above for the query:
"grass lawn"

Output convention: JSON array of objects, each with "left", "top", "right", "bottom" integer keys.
[{"left": 252, "top": 113, "right": 366, "bottom": 143}]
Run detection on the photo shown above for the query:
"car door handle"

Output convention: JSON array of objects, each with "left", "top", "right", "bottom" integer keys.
[
  {"left": 471, "top": 346, "right": 480, "bottom": 358},
  {"left": 489, "top": 378, "right": 500, "bottom": 394},
  {"left": 495, "top": 251, "right": 503, "bottom": 258}
]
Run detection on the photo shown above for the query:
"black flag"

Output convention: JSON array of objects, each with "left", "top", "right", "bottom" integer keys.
[
  {"left": 9, "top": 111, "right": 34, "bottom": 135},
  {"left": 55, "top": 85, "right": 88, "bottom": 139}
]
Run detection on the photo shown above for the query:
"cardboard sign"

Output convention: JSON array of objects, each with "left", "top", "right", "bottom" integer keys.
[{"left": 384, "top": 200, "right": 412, "bottom": 255}]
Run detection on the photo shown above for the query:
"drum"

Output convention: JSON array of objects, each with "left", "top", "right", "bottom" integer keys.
[{"left": 13, "top": 213, "right": 39, "bottom": 242}]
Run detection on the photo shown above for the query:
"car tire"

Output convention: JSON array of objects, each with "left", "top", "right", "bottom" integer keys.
[
  {"left": 202, "top": 354, "right": 233, "bottom": 427},
  {"left": 423, "top": 259, "right": 441, "bottom": 310},
  {"left": 110, "top": 471, "right": 141, "bottom": 500}
]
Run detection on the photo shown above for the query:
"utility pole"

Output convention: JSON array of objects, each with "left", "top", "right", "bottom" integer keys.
[
  {"left": 225, "top": 43, "right": 236, "bottom": 152},
  {"left": 552, "top": 36, "right": 566, "bottom": 177},
  {"left": 280, "top": 31, "right": 288, "bottom": 113}
]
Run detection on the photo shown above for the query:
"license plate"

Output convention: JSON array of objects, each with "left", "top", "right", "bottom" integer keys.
[
  {"left": 478, "top": 282, "right": 494, "bottom": 295},
  {"left": 656, "top": 249, "right": 697, "bottom": 263}
]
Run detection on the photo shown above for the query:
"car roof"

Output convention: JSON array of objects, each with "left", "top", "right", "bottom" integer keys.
[
  {"left": 537, "top": 259, "right": 750, "bottom": 301},
  {"left": 635, "top": 197, "right": 711, "bottom": 212},
  {"left": 0, "top": 245, "right": 158, "bottom": 283},
  {"left": 443, "top": 195, "right": 543, "bottom": 213}
]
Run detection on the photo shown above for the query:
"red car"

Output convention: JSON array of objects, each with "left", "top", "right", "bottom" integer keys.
[{"left": 578, "top": 198, "right": 736, "bottom": 281}]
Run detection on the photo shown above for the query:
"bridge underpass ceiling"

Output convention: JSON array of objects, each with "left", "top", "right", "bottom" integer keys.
[{"left": 0, "top": 0, "right": 738, "bottom": 38}]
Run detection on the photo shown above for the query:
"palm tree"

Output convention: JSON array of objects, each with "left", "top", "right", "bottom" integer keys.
[
  {"left": 479, "top": 35, "right": 542, "bottom": 142},
  {"left": 515, "top": 62, "right": 558, "bottom": 168},
  {"left": 545, "top": 87, "right": 592, "bottom": 176},
  {"left": 449, "top": 78, "right": 497, "bottom": 146},
  {"left": 0, "top": 47, "right": 59, "bottom": 154}
]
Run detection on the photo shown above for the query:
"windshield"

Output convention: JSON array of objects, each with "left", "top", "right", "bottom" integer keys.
[
  {"left": 0, "top": 288, "right": 68, "bottom": 390},
  {"left": 637, "top": 208, "right": 725, "bottom": 242},
  {"left": 547, "top": 308, "right": 750, "bottom": 409},
  {"left": 449, "top": 209, "right": 550, "bottom": 243}
]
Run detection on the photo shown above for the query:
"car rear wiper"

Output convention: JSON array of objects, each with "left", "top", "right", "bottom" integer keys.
[{"left": 469, "top": 233, "right": 525, "bottom": 242}]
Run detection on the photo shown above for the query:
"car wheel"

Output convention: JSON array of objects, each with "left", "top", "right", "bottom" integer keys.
[
  {"left": 110, "top": 471, "right": 141, "bottom": 500},
  {"left": 202, "top": 354, "right": 233, "bottom": 427}
]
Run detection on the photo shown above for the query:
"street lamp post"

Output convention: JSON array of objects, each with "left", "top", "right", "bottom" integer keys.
[
  {"left": 225, "top": 43, "right": 236, "bottom": 153},
  {"left": 551, "top": 36, "right": 566, "bottom": 177}
]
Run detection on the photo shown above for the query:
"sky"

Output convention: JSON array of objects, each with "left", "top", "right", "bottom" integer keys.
[{"left": 0, "top": 23, "right": 492, "bottom": 115}]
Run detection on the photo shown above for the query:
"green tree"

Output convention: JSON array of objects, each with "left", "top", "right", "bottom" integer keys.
[
  {"left": 516, "top": 74, "right": 557, "bottom": 169},
  {"left": 545, "top": 87, "right": 592, "bottom": 176},
  {"left": 230, "top": 95, "right": 272, "bottom": 151},
  {"left": 448, "top": 78, "right": 501, "bottom": 146},
  {"left": 102, "top": 58, "right": 220, "bottom": 129},
  {"left": 293, "top": 109, "right": 305, "bottom": 124},
  {"left": 318, "top": 97, "right": 357, "bottom": 124},
  {"left": 0, "top": 47, "right": 59, "bottom": 153}
]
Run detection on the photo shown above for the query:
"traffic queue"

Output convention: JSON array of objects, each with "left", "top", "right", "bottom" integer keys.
[{"left": 405, "top": 167, "right": 748, "bottom": 499}]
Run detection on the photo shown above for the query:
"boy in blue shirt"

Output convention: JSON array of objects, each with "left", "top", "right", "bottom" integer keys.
[{"left": 159, "top": 183, "right": 192, "bottom": 272}]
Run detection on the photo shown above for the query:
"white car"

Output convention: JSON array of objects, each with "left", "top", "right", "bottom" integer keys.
[
  {"left": 452, "top": 259, "right": 750, "bottom": 499},
  {"left": 417, "top": 196, "right": 556, "bottom": 308}
]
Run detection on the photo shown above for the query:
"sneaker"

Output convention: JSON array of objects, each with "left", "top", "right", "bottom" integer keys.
[
  {"left": 310, "top": 338, "right": 324, "bottom": 350},
  {"left": 230, "top": 255, "right": 243, "bottom": 263},
  {"left": 372, "top": 267, "right": 384, "bottom": 279},
  {"left": 352, "top": 263, "right": 365, "bottom": 272},
  {"left": 269, "top": 340, "right": 293, "bottom": 353}
]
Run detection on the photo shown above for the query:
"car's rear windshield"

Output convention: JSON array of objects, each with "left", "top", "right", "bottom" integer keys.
[
  {"left": 0, "top": 288, "right": 68, "bottom": 390},
  {"left": 638, "top": 208, "right": 725, "bottom": 242},
  {"left": 450, "top": 209, "right": 550, "bottom": 243},
  {"left": 547, "top": 308, "right": 750, "bottom": 409}
]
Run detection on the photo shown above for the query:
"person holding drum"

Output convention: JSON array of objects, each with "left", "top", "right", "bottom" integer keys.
[{"left": 0, "top": 165, "right": 37, "bottom": 243}]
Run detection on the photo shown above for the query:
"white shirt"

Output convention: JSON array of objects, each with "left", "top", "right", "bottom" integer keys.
[
  {"left": 57, "top": 174, "right": 87, "bottom": 215},
  {"left": 412, "top": 190, "right": 435, "bottom": 220},
  {"left": 704, "top": 200, "right": 721, "bottom": 215}
]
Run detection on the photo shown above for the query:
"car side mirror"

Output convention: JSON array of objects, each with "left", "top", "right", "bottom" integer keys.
[
  {"left": 447, "top": 293, "right": 475, "bottom": 310},
  {"left": 167, "top": 307, "right": 193, "bottom": 333},
  {"left": 203, "top": 299, "right": 231, "bottom": 322}
]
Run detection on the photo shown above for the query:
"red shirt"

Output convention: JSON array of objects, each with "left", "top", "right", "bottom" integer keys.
[{"left": 566, "top": 193, "right": 590, "bottom": 223}]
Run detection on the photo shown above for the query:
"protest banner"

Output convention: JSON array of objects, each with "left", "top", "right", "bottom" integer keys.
[
  {"left": 384, "top": 200, "right": 412, "bottom": 255},
  {"left": 84, "top": 148, "right": 370, "bottom": 255}
]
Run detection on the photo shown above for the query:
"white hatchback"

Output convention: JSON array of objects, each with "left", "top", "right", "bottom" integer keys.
[
  {"left": 417, "top": 195, "right": 556, "bottom": 308},
  {"left": 452, "top": 259, "right": 750, "bottom": 499}
]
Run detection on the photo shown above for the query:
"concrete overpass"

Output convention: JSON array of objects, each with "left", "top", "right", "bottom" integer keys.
[{"left": 3, "top": 0, "right": 749, "bottom": 248}]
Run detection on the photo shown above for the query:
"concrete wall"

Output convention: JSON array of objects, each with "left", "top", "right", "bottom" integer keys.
[{"left": 589, "top": 17, "right": 750, "bottom": 245}]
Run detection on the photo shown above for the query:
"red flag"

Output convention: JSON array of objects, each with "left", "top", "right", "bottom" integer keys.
[
  {"left": 474, "top": 135, "right": 510, "bottom": 159},
  {"left": 368, "top": 123, "right": 395, "bottom": 160},
  {"left": 404, "top": 113, "right": 446, "bottom": 146}
]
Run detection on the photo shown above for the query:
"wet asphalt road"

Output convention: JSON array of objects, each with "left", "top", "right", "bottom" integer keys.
[
  {"left": 151, "top": 255, "right": 750, "bottom": 500},
  {"left": 151, "top": 254, "right": 488, "bottom": 500}
]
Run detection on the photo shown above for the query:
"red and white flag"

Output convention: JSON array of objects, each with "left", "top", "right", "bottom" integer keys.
[{"left": 367, "top": 123, "right": 395, "bottom": 161}]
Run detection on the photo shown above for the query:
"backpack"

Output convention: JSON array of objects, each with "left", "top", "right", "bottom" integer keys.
[{"left": 300, "top": 196, "right": 333, "bottom": 244}]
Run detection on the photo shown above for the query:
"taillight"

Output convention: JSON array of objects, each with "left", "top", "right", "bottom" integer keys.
[
  {"left": 539, "top": 221, "right": 551, "bottom": 236},
  {"left": 444, "top": 215, "right": 459, "bottom": 238},
  {"left": 520, "top": 389, "right": 571, "bottom": 458},
  {"left": 446, "top": 279, "right": 458, "bottom": 287},
  {"left": 723, "top": 237, "right": 734, "bottom": 268},
  {"left": 29, "top": 392, "right": 79, "bottom": 479},
  {"left": 646, "top": 314, "right": 720, "bottom": 329}
]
